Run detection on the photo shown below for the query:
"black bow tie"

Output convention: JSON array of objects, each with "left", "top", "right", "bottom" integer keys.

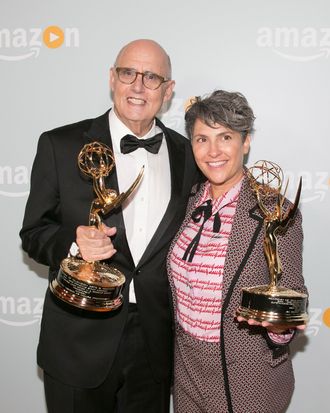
[{"left": 120, "top": 132, "right": 163, "bottom": 154}]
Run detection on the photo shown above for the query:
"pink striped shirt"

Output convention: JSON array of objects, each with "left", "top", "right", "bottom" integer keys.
[{"left": 170, "top": 180, "right": 242, "bottom": 343}]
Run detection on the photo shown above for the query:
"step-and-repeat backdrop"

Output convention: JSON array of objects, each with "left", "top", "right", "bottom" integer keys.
[{"left": 1, "top": 0, "right": 329, "bottom": 411}]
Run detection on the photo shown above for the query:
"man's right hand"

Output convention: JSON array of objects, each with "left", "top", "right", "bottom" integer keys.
[{"left": 76, "top": 224, "right": 117, "bottom": 262}]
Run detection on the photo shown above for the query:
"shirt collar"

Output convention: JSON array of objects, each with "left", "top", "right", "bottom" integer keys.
[{"left": 197, "top": 178, "right": 243, "bottom": 214}]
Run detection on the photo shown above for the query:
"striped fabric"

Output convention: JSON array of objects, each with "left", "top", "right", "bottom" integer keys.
[{"left": 170, "top": 180, "right": 242, "bottom": 343}]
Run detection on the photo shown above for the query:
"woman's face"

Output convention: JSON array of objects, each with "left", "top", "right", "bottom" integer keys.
[{"left": 192, "top": 118, "right": 250, "bottom": 199}]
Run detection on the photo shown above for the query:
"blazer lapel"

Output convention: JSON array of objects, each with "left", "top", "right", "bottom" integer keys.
[
  {"left": 218, "top": 178, "right": 264, "bottom": 413},
  {"left": 221, "top": 177, "right": 264, "bottom": 313}
]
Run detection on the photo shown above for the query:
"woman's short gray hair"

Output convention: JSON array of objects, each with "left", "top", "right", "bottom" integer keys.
[{"left": 185, "top": 90, "right": 255, "bottom": 140}]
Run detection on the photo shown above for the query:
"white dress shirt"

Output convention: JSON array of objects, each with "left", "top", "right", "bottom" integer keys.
[{"left": 109, "top": 110, "right": 171, "bottom": 302}]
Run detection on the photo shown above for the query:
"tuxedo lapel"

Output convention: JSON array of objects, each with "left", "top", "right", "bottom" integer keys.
[
  {"left": 137, "top": 120, "right": 187, "bottom": 267},
  {"left": 83, "top": 110, "right": 134, "bottom": 268},
  {"left": 81, "top": 114, "right": 191, "bottom": 270}
]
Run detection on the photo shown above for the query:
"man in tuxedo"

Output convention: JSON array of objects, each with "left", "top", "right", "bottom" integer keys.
[{"left": 20, "top": 39, "right": 198, "bottom": 413}]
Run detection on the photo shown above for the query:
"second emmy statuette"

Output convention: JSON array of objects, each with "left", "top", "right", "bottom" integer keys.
[
  {"left": 236, "top": 160, "right": 308, "bottom": 326},
  {"left": 50, "top": 142, "right": 144, "bottom": 312}
]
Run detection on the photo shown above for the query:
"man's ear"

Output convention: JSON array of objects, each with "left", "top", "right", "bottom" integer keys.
[
  {"left": 109, "top": 67, "right": 115, "bottom": 92},
  {"left": 163, "top": 80, "right": 175, "bottom": 103}
]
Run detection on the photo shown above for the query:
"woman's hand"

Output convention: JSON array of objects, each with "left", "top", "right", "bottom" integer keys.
[{"left": 236, "top": 315, "right": 306, "bottom": 334}]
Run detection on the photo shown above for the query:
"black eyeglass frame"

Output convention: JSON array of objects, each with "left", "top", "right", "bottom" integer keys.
[{"left": 115, "top": 67, "right": 170, "bottom": 90}]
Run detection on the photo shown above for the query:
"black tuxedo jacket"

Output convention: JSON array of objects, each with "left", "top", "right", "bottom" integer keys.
[{"left": 20, "top": 110, "right": 198, "bottom": 388}]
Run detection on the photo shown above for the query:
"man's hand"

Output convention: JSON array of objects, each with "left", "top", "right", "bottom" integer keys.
[{"left": 76, "top": 224, "right": 117, "bottom": 262}]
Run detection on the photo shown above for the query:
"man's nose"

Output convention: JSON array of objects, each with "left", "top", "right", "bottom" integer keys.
[{"left": 131, "top": 73, "right": 145, "bottom": 91}]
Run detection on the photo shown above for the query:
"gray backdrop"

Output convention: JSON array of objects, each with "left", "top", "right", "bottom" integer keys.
[{"left": 1, "top": 0, "right": 329, "bottom": 411}]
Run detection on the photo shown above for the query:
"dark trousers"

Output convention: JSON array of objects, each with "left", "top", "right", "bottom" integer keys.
[{"left": 44, "top": 305, "right": 171, "bottom": 413}]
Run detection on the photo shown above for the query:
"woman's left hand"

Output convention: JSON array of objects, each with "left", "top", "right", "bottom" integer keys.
[{"left": 236, "top": 315, "right": 306, "bottom": 334}]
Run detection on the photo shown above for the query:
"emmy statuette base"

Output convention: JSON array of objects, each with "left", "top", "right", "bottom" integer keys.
[
  {"left": 236, "top": 285, "right": 308, "bottom": 327},
  {"left": 50, "top": 257, "right": 125, "bottom": 312}
]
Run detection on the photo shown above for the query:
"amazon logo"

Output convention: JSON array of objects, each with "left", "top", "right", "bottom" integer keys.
[
  {"left": 0, "top": 26, "right": 79, "bottom": 61},
  {"left": 282, "top": 170, "right": 329, "bottom": 204},
  {"left": 0, "top": 165, "right": 29, "bottom": 197},
  {"left": 0, "top": 296, "right": 43, "bottom": 327},
  {"left": 256, "top": 27, "right": 330, "bottom": 62}
]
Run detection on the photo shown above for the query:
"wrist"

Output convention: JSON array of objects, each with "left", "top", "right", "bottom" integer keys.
[{"left": 267, "top": 329, "right": 295, "bottom": 344}]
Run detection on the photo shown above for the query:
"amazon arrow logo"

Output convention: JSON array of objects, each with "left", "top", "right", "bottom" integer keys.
[{"left": 0, "top": 26, "right": 79, "bottom": 61}]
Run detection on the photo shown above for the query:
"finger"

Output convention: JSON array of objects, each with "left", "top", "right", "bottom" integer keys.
[
  {"left": 101, "top": 224, "right": 117, "bottom": 237},
  {"left": 236, "top": 315, "right": 262, "bottom": 326},
  {"left": 85, "top": 236, "right": 113, "bottom": 248},
  {"left": 77, "top": 225, "right": 103, "bottom": 240},
  {"left": 262, "top": 321, "right": 283, "bottom": 330},
  {"left": 81, "top": 246, "right": 117, "bottom": 262},
  {"left": 247, "top": 319, "right": 260, "bottom": 326}
]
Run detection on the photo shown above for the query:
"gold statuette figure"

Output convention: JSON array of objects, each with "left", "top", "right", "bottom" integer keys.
[
  {"left": 236, "top": 160, "right": 308, "bottom": 326},
  {"left": 50, "top": 142, "right": 144, "bottom": 312}
]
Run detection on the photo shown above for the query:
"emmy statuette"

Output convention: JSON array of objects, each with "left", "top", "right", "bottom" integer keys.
[
  {"left": 50, "top": 142, "right": 144, "bottom": 312},
  {"left": 236, "top": 160, "right": 308, "bottom": 326}
]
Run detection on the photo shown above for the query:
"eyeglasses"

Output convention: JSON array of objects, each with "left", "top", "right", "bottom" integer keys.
[{"left": 115, "top": 67, "right": 170, "bottom": 90}]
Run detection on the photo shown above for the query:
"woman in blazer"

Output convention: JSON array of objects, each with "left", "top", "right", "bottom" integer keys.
[{"left": 167, "top": 90, "right": 308, "bottom": 413}]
